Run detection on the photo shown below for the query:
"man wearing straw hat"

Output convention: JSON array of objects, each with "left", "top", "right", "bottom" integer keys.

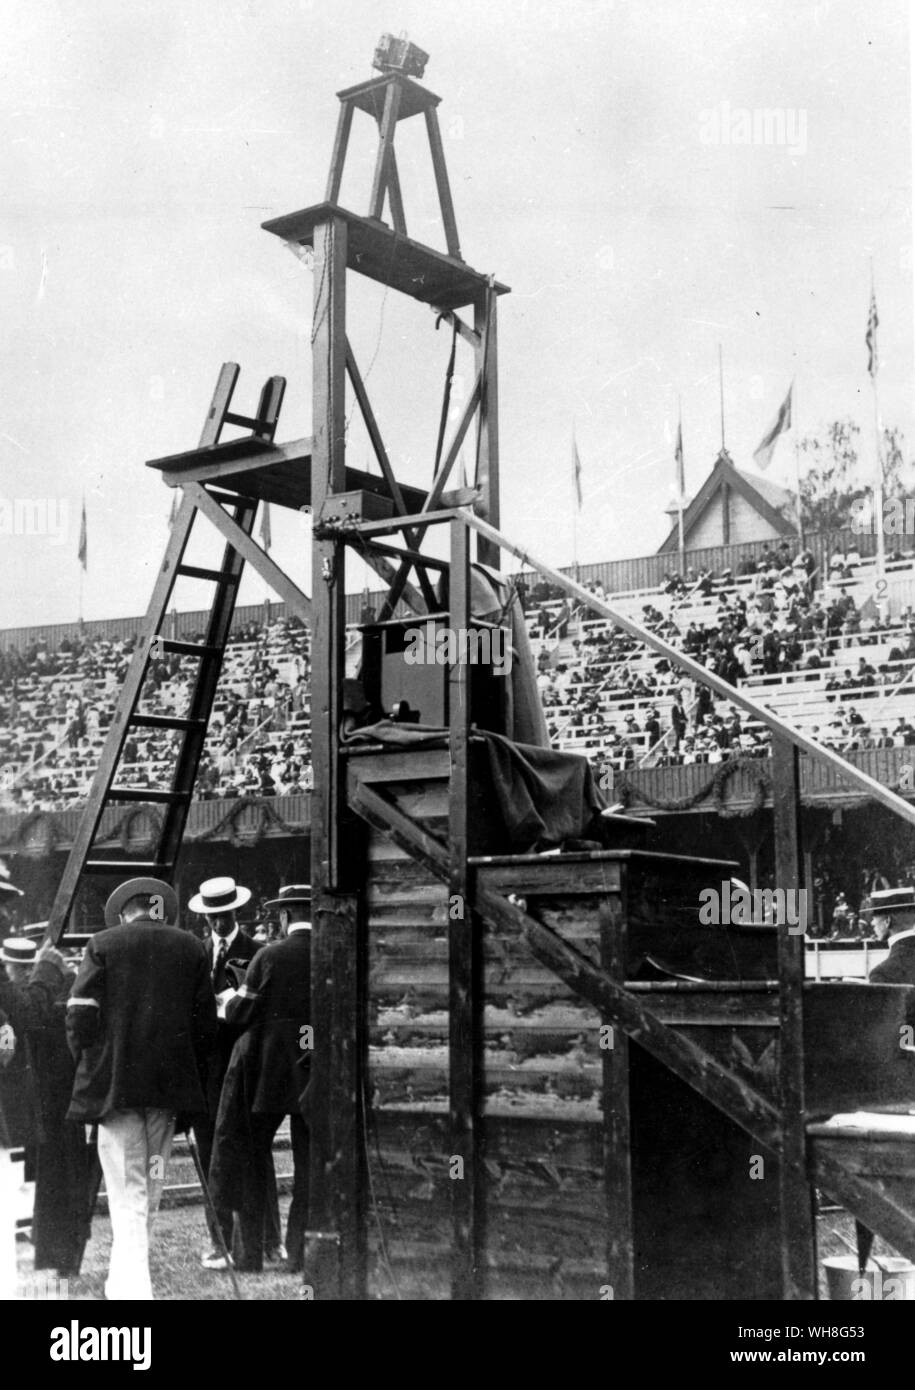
[
  {"left": 186, "top": 874, "right": 276, "bottom": 1270},
  {"left": 66, "top": 877, "right": 217, "bottom": 1299}
]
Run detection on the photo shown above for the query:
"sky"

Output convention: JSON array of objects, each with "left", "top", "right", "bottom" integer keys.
[{"left": 0, "top": 0, "right": 912, "bottom": 629}]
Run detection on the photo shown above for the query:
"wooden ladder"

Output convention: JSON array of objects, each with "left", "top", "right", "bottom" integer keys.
[{"left": 47, "top": 363, "right": 285, "bottom": 941}]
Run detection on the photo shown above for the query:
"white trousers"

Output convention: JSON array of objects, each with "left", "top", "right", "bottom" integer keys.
[{"left": 97, "top": 1108, "right": 175, "bottom": 1300}]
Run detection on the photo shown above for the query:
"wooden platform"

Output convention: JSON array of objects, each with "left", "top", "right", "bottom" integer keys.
[
  {"left": 261, "top": 202, "right": 510, "bottom": 311},
  {"left": 146, "top": 434, "right": 431, "bottom": 514}
]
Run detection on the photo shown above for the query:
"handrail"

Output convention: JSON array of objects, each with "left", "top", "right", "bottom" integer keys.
[{"left": 458, "top": 509, "right": 915, "bottom": 830}]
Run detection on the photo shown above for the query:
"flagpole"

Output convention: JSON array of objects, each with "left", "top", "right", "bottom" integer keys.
[
  {"left": 677, "top": 396, "right": 686, "bottom": 572},
  {"left": 870, "top": 266, "right": 886, "bottom": 610},
  {"left": 718, "top": 344, "right": 726, "bottom": 450},
  {"left": 571, "top": 427, "right": 579, "bottom": 580},
  {"left": 793, "top": 379, "right": 804, "bottom": 547}
]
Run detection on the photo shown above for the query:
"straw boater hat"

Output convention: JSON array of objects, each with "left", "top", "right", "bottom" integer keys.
[
  {"left": 189, "top": 875, "right": 252, "bottom": 915},
  {"left": 865, "top": 887, "right": 915, "bottom": 916},
  {"left": 263, "top": 884, "right": 312, "bottom": 917},
  {"left": 1, "top": 938, "right": 37, "bottom": 967}
]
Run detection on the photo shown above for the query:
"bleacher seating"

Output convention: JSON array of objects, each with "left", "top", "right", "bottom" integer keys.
[{"left": 3, "top": 544, "right": 915, "bottom": 814}]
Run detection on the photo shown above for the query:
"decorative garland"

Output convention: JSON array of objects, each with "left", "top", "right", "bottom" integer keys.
[
  {"left": 118, "top": 805, "right": 164, "bottom": 852},
  {"left": 0, "top": 795, "right": 305, "bottom": 858},
  {"left": 618, "top": 755, "right": 773, "bottom": 819},
  {"left": 9, "top": 808, "right": 65, "bottom": 855},
  {"left": 189, "top": 795, "right": 302, "bottom": 848}
]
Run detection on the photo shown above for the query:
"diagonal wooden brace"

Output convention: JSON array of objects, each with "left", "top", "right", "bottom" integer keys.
[
  {"left": 186, "top": 483, "right": 312, "bottom": 623},
  {"left": 347, "top": 779, "right": 786, "bottom": 1159}
]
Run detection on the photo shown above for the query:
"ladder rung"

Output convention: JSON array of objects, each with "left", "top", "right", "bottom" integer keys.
[
  {"left": 223, "top": 412, "right": 265, "bottom": 431},
  {"left": 158, "top": 639, "right": 222, "bottom": 659},
  {"left": 85, "top": 861, "right": 166, "bottom": 875},
  {"left": 129, "top": 713, "right": 207, "bottom": 732},
  {"left": 176, "top": 564, "right": 239, "bottom": 584},
  {"left": 107, "top": 788, "right": 190, "bottom": 805}
]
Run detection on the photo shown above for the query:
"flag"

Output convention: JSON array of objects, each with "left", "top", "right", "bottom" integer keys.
[
  {"left": 572, "top": 436, "right": 582, "bottom": 509},
  {"left": 752, "top": 383, "right": 793, "bottom": 471},
  {"left": 259, "top": 501, "right": 272, "bottom": 552},
  {"left": 674, "top": 419, "right": 685, "bottom": 499},
  {"left": 866, "top": 289, "right": 879, "bottom": 379},
  {"left": 78, "top": 498, "right": 87, "bottom": 570}
]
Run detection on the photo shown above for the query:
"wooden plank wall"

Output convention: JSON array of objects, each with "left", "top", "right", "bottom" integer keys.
[{"left": 362, "top": 773, "right": 607, "bottom": 1300}]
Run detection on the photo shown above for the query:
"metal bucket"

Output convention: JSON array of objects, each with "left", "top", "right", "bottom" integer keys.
[{"left": 824, "top": 1255, "right": 915, "bottom": 1300}]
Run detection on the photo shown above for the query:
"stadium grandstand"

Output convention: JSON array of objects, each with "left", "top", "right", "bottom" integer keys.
[{"left": 4, "top": 521, "right": 915, "bottom": 941}]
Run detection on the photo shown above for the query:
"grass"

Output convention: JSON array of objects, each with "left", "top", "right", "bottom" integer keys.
[{"left": 13, "top": 1181, "right": 906, "bottom": 1301}]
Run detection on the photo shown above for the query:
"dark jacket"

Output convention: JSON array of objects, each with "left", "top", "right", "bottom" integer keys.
[
  {"left": 870, "top": 934, "right": 915, "bottom": 986},
  {"left": 205, "top": 928, "right": 261, "bottom": 994},
  {"left": 202, "top": 927, "right": 261, "bottom": 1116},
  {"left": 0, "top": 959, "right": 69, "bottom": 1147},
  {"left": 223, "top": 929, "right": 312, "bottom": 1114},
  {"left": 66, "top": 919, "right": 218, "bottom": 1120}
]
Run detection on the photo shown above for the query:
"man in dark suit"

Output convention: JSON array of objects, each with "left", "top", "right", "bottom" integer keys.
[
  {"left": 210, "top": 884, "right": 312, "bottom": 1273},
  {"left": 66, "top": 878, "right": 217, "bottom": 1300},
  {"left": 186, "top": 874, "right": 265, "bottom": 1269},
  {"left": 0, "top": 934, "right": 96, "bottom": 1279},
  {"left": 868, "top": 887, "right": 915, "bottom": 984}
]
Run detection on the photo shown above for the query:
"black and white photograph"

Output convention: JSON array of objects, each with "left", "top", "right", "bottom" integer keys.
[{"left": 1, "top": 0, "right": 914, "bottom": 1345}]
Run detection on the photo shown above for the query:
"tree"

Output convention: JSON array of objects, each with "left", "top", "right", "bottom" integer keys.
[{"left": 793, "top": 418, "right": 911, "bottom": 534}]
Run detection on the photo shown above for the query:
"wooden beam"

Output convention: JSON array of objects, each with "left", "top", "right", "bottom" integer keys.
[
  {"left": 185, "top": 484, "right": 312, "bottom": 622},
  {"left": 344, "top": 339, "right": 437, "bottom": 610},
  {"left": 425, "top": 106, "right": 461, "bottom": 259},
  {"left": 309, "top": 212, "right": 366, "bottom": 1301},
  {"left": 447, "top": 518, "right": 483, "bottom": 1298},
  {"left": 385, "top": 148, "right": 408, "bottom": 236},
  {"left": 353, "top": 537, "right": 448, "bottom": 570},
  {"left": 600, "top": 895, "right": 634, "bottom": 1299},
  {"left": 474, "top": 287, "right": 500, "bottom": 569},
  {"left": 369, "top": 80, "right": 402, "bottom": 222},
  {"left": 376, "top": 379, "right": 481, "bottom": 621},
  {"left": 457, "top": 509, "right": 915, "bottom": 831},
  {"left": 358, "top": 548, "right": 425, "bottom": 616},
  {"left": 325, "top": 101, "right": 355, "bottom": 203},
  {"left": 772, "top": 736, "right": 818, "bottom": 1300},
  {"left": 813, "top": 1148, "right": 915, "bottom": 1265}
]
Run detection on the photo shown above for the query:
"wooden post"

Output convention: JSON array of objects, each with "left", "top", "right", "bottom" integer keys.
[
  {"left": 600, "top": 889, "right": 634, "bottom": 1300},
  {"left": 425, "top": 106, "right": 462, "bottom": 259},
  {"left": 474, "top": 286, "right": 500, "bottom": 570},
  {"left": 309, "top": 213, "right": 366, "bottom": 1299},
  {"left": 311, "top": 215, "right": 347, "bottom": 891},
  {"left": 369, "top": 80, "right": 402, "bottom": 223},
  {"left": 447, "top": 517, "right": 483, "bottom": 1298},
  {"left": 325, "top": 101, "right": 355, "bottom": 203},
  {"left": 772, "top": 735, "right": 818, "bottom": 1299}
]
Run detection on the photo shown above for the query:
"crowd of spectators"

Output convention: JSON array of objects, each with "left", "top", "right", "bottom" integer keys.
[
  {"left": 4, "top": 540, "right": 915, "bottom": 815},
  {"left": 0, "top": 617, "right": 313, "bottom": 814}
]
